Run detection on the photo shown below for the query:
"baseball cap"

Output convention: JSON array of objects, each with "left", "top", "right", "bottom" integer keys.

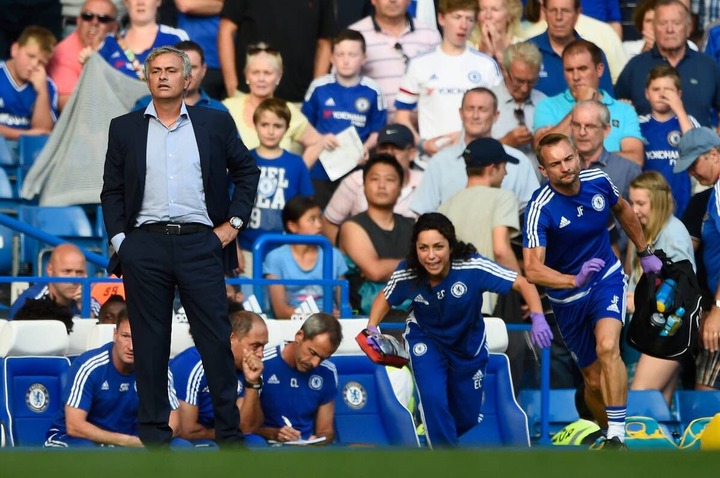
[
  {"left": 675, "top": 127, "right": 720, "bottom": 173},
  {"left": 461, "top": 137, "right": 519, "bottom": 168},
  {"left": 377, "top": 124, "right": 414, "bottom": 149}
]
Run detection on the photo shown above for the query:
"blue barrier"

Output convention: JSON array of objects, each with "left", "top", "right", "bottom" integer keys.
[{"left": 252, "top": 233, "right": 350, "bottom": 317}]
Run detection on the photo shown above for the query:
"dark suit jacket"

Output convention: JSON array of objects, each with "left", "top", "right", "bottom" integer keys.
[{"left": 100, "top": 105, "right": 260, "bottom": 276}]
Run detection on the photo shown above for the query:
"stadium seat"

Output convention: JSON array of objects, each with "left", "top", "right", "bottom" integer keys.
[
  {"left": 519, "top": 388, "right": 579, "bottom": 442},
  {"left": 0, "top": 136, "right": 14, "bottom": 167},
  {"left": 16, "top": 134, "right": 48, "bottom": 184},
  {"left": 85, "top": 323, "right": 115, "bottom": 350},
  {"left": 16, "top": 205, "right": 103, "bottom": 275},
  {"left": 66, "top": 318, "right": 98, "bottom": 357},
  {"left": 677, "top": 390, "right": 720, "bottom": 429},
  {"left": 0, "top": 320, "right": 71, "bottom": 446},
  {"left": 458, "top": 353, "right": 530, "bottom": 447},
  {"left": 170, "top": 322, "right": 194, "bottom": 359},
  {"left": 484, "top": 317, "right": 508, "bottom": 353},
  {"left": 0, "top": 223, "right": 16, "bottom": 275},
  {"left": 331, "top": 355, "right": 420, "bottom": 447}
]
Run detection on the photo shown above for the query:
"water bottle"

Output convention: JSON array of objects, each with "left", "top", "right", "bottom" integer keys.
[
  {"left": 660, "top": 307, "right": 685, "bottom": 337},
  {"left": 655, "top": 278, "right": 677, "bottom": 313},
  {"left": 650, "top": 313, "right": 666, "bottom": 328}
]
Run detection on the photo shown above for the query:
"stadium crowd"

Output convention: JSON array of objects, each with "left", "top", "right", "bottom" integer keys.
[{"left": 1, "top": 0, "right": 720, "bottom": 449}]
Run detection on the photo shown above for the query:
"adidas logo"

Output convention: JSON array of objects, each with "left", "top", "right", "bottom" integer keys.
[
  {"left": 101, "top": 381, "right": 109, "bottom": 391},
  {"left": 325, "top": 98, "right": 336, "bottom": 106},
  {"left": 429, "top": 73, "right": 438, "bottom": 80},
  {"left": 559, "top": 216, "right": 571, "bottom": 228},
  {"left": 413, "top": 294, "right": 429, "bottom": 305},
  {"left": 267, "top": 374, "right": 280, "bottom": 385},
  {"left": 473, "top": 370, "right": 484, "bottom": 381}
]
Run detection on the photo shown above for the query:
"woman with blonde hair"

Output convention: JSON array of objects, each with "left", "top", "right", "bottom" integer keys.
[
  {"left": 471, "top": 0, "right": 524, "bottom": 65},
  {"left": 222, "top": 43, "right": 330, "bottom": 168},
  {"left": 625, "top": 171, "right": 695, "bottom": 404}
]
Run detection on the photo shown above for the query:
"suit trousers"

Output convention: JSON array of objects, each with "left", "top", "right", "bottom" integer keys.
[{"left": 120, "top": 227, "right": 242, "bottom": 446}]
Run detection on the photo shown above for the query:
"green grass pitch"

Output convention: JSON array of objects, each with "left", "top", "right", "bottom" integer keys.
[{"left": 1, "top": 448, "right": 719, "bottom": 478}]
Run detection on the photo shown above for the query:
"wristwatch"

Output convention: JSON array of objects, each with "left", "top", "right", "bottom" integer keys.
[
  {"left": 229, "top": 217, "right": 244, "bottom": 230},
  {"left": 244, "top": 377, "right": 262, "bottom": 390},
  {"left": 638, "top": 244, "right": 655, "bottom": 258}
]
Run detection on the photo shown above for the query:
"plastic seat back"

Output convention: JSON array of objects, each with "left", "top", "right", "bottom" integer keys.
[
  {"left": 0, "top": 320, "right": 70, "bottom": 446},
  {"left": 332, "top": 355, "right": 419, "bottom": 447},
  {"left": 459, "top": 354, "right": 530, "bottom": 447}
]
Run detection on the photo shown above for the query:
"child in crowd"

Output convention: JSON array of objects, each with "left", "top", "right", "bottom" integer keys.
[
  {"left": 302, "top": 28, "right": 387, "bottom": 207},
  {"left": 639, "top": 64, "right": 699, "bottom": 218},
  {"left": 239, "top": 98, "right": 314, "bottom": 276},
  {"left": 263, "top": 196, "right": 347, "bottom": 319},
  {"left": 0, "top": 25, "right": 58, "bottom": 141},
  {"left": 624, "top": 171, "right": 695, "bottom": 402}
]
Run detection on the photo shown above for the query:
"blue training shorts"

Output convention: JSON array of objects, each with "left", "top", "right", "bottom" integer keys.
[{"left": 550, "top": 270, "right": 627, "bottom": 368}]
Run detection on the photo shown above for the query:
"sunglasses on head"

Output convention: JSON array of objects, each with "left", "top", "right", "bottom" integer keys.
[
  {"left": 247, "top": 44, "right": 280, "bottom": 56},
  {"left": 80, "top": 11, "right": 116, "bottom": 23}
]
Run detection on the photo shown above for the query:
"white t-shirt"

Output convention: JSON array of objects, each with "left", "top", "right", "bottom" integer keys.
[{"left": 395, "top": 46, "right": 502, "bottom": 138}]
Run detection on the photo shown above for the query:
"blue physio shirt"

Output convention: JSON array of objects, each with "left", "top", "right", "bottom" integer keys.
[
  {"left": 170, "top": 346, "right": 245, "bottom": 430},
  {"left": 302, "top": 74, "right": 386, "bottom": 181},
  {"left": 260, "top": 345, "right": 337, "bottom": 440},
  {"left": 383, "top": 254, "right": 517, "bottom": 358},
  {"left": 523, "top": 169, "right": 621, "bottom": 303},
  {"left": 48, "top": 342, "right": 179, "bottom": 436},
  {"left": 639, "top": 113, "right": 699, "bottom": 218},
  {"left": 239, "top": 149, "right": 314, "bottom": 250}
]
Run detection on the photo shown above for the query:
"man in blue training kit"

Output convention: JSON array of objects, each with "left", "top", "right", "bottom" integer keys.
[
  {"left": 523, "top": 133, "right": 662, "bottom": 449},
  {"left": 257, "top": 313, "right": 342, "bottom": 445},
  {"left": 171, "top": 310, "right": 267, "bottom": 441},
  {"left": 44, "top": 310, "right": 180, "bottom": 447}
]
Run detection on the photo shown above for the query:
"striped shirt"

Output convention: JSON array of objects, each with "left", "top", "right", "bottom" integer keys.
[{"left": 349, "top": 15, "right": 441, "bottom": 115}]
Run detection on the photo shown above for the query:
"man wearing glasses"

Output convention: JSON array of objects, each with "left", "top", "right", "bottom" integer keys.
[
  {"left": 491, "top": 41, "right": 546, "bottom": 181},
  {"left": 48, "top": 0, "right": 119, "bottom": 111},
  {"left": 533, "top": 39, "right": 644, "bottom": 166}
]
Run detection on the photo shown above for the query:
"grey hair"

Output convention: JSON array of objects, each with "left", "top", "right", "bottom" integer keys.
[
  {"left": 503, "top": 41, "right": 543, "bottom": 72},
  {"left": 143, "top": 46, "right": 192, "bottom": 80},
  {"left": 574, "top": 100, "right": 610, "bottom": 126},
  {"left": 300, "top": 312, "right": 343, "bottom": 349}
]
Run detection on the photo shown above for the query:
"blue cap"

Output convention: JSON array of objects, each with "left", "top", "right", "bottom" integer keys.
[
  {"left": 461, "top": 137, "right": 519, "bottom": 168},
  {"left": 675, "top": 127, "right": 720, "bottom": 173}
]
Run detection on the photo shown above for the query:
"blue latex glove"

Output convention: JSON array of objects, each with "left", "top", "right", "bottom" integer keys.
[
  {"left": 365, "top": 325, "right": 382, "bottom": 352},
  {"left": 640, "top": 254, "right": 663, "bottom": 274},
  {"left": 574, "top": 258, "right": 606, "bottom": 287},
  {"left": 530, "top": 312, "right": 553, "bottom": 349}
]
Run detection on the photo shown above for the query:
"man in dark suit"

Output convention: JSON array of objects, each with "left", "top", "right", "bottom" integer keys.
[{"left": 100, "top": 45, "right": 259, "bottom": 447}]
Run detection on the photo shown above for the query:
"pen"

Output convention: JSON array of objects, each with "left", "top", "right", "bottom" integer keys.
[{"left": 281, "top": 415, "right": 293, "bottom": 428}]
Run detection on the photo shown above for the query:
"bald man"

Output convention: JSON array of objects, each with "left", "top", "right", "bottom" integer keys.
[{"left": 10, "top": 242, "right": 99, "bottom": 318}]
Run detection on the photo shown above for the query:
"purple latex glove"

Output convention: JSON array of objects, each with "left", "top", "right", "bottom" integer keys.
[
  {"left": 530, "top": 312, "right": 553, "bottom": 349},
  {"left": 574, "top": 258, "right": 606, "bottom": 287},
  {"left": 640, "top": 254, "right": 663, "bottom": 274},
  {"left": 365, "top": 325, "right": 382, "bottom": 352}
]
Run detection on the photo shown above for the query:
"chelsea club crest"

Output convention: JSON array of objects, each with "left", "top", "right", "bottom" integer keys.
[
  {"left": 591, "top": 194, "right": 605, "bottom": 212},
  {"left": 26, "top": 383, "right": 49, "bottom": 413},
  {"left": 342, "top": 381, "right": 367, "bottom": 410}
]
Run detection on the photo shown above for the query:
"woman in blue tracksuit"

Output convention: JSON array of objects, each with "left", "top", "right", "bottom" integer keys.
[{"left": 364, "top": 213, "right": 550, "bottom": 447}]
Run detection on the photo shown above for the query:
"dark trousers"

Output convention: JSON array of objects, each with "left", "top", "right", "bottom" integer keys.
[{"left": 121, "top": 227, "right": 242, "bottom": 446}]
